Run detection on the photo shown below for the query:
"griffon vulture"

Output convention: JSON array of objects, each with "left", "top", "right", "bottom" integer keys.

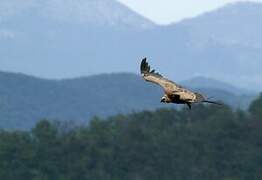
[{"left": 140, "top": 58, "right": 222, "bottom": 109}]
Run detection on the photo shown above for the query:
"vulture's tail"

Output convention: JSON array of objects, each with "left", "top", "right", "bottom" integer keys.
[
  {"left": 195, "top": 93, "right": 224, "bottom": 106},
  {"left": 202, "top": 100, "right": 224, "bottom": 106}
]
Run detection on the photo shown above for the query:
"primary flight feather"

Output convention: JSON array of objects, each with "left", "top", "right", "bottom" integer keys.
[{"left": 140, "top": 58, "right": 222, "bottom": 109}]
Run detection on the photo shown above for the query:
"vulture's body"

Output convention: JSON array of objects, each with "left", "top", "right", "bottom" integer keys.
[{"left": 140, "top": 58, "right": 222, "bottom": 109}]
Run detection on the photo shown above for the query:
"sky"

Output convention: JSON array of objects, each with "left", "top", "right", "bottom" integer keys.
[{"left": 117, "top": 0, "right": 262, "bottom": 24}]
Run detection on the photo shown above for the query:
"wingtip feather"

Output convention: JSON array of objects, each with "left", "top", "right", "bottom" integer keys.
[
  {"left": 140, "top": 57, "right": 150, "bottom": 74},
  {"left": 140, "top": 57, "right": 163, "bottom": 78}
]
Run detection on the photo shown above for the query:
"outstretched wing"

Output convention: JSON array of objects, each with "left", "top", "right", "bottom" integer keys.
[{"left": 140, "top": 58, "right": 195, "bottom": 100}]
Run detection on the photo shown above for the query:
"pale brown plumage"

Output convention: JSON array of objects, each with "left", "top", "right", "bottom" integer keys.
[{"left": 140, "top": 58, "right": 222, "bottom": 109}]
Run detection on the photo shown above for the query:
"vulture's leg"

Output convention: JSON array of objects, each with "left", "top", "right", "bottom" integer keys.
[{"left": 186, "top": 103, "right": 191, "bottom": 110}]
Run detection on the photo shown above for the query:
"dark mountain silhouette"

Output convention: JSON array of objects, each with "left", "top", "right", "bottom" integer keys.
[
  {"left": 181, "top": 77, "right": 254, "bottom": 95},
  {"left": 0, "top": 71, "right": 256, "bottom": 129}
]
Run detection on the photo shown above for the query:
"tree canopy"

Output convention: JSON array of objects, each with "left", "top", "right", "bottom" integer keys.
[{"left": 0, "top": 97, "right": 261, "bottom": 180}]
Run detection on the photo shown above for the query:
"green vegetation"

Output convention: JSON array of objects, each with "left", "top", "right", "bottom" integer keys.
[{"left": 0, "top": 94, "right": 261, "bottom": 180}]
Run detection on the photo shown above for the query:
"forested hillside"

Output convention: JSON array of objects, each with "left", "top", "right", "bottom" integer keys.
[
  {"left": 0, "top": 94, "right": 261, "bottom": 180},
  {"left": 0, "top": 71, "right": 255, "bottom": 129}
]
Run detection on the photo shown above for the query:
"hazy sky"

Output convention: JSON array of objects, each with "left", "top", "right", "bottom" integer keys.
[{"left": 118, "top": 0, "right": 262, "bottom": 24}]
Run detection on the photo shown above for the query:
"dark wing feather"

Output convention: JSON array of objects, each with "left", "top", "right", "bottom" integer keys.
[{"left": 140, "top": 58, "right": 162, "bottom": 78}]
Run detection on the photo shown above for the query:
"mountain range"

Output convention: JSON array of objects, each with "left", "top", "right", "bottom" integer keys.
[
  {"left": 0, "top": 1, "right": 262, "bottom": 91},
  {"left": 0, "top": 71, "right": 256, "bottom": 129}
]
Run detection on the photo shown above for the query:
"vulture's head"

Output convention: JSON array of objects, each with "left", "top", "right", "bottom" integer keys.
[{"left": 160, "top": 95, "right": 171, "bottom": 103}]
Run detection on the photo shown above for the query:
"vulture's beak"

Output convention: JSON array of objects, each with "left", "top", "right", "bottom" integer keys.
[{"left": 160, "top": 99, "right": 165, "bottom": 103}]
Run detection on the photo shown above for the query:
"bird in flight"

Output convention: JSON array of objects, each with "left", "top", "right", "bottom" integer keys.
[{"left": 140, "top": 58, "right": 222, "bottom": 109}]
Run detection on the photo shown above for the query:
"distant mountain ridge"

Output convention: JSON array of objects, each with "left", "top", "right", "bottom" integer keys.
[
  {"left": 176, "top": 1, "right": 262, "bottom": 48},
  {"left": 0, "top": 0, "right": 155, "bottom": 29},
  {"left": 0, "top": 1, "right": 262, "bottom": 91},
  {"left": 0, "top": 71, "right": 256, "bottom": 129}
]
